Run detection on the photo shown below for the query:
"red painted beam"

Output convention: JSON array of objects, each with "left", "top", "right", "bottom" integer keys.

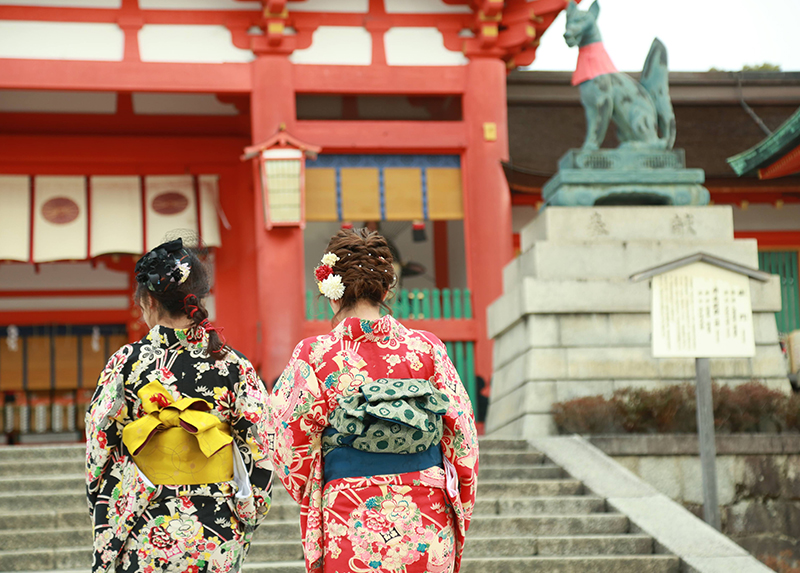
[
  {"left": 735, "top": 231, "right": 800, "bottom": 248},
  {"left": 0, "top": 309, "right": 130, "bottom": 326},
  {"left": 0, "top": 290, "right": 129, "bottom": 298},
  {"left": 303, "top": 319, "right": 479, "bottom": 341},
  {"left": 293, "top": 120, "right": 467, "bottom": 152},
  {"left": 293, "top": 65, "right": 467, "bottom": 95},
  {"left": 0, "top": 59, "right": 252, "bottom": 93},
  {"left": 0, "top": 135, "right": 249, "bottom": 166},
  {"left": 0, "top": 112, "right": 250, "bottom": 138}
]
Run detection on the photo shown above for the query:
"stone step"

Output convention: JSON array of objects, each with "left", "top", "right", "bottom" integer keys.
[
  {"left": 537, "top": 535, "right": 654, "bottom": 556},
  {"left": 0, "top": 529, "right": 91, "bottom": 552},
  {"left": 0, "top": 455, "right": 549, "bottom": 478},
  {"left": 0, "top": 460, "right": 84, "bottom": 478},
  {"left": 0, "top": 548, "right": 88, "bottom": 572},
  {"left": 467, "top": 515, "right": 629, "bottom": 537},
  {"left": 464, "top": 534, "right": 654, "bottom": 557},
  {"left": 485, "top": 496, "right": 606, "bottom": 516},
  {"left": 0, "top": 493, "right": 86, "bottom": 514},
  {"left": 0, "top": 446, "right": 83, "bottom": 462},
  {"left": 458, "top": 555, "right": 680, "bottom": 573},
  {"left": 475, "top": 439, "right": 533, "bottom": 451},
  {"left": 0, "top": 534, "right": 653, "bottom": 571},
  {"left": 0, "top": 513, "right": 627, "bottom": 551},
  {"left": 479, "top": 465, "right": 564, "bottom": 480},
  {"left": 0, "top": 494, "right": 603, "bottom": 521},
  {"left": 479, "top": 451, "right": 546, "bottom": 466},
  {"left": 477, "top": 480, "right": 583, "bottom": 498},
  {"left": 0, "top": 478, "right": 587, "bottom": 504}
]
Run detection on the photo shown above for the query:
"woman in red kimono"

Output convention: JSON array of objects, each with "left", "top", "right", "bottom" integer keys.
[{"left": 268, "top": 229, "right": 478, "bottom": 573}]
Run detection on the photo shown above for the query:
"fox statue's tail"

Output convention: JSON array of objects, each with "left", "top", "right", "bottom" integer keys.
[{"left": 641, "top": 38, "right": 676, "bottom": 149}]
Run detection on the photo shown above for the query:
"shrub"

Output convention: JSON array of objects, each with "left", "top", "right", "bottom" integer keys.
[{"left": 552, "top": 381, "right": 799, "bottom": 435}]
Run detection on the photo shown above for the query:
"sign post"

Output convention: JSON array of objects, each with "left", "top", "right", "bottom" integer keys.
[
  {"left": 694, "top": 356, "right": 720, "bottom": 530},
  {"left": 631, "top": 253, "right": 771, "bottom": 531}
]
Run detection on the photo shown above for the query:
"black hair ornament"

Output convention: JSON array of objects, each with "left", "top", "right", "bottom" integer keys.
[{"left": 135, "top": 239, "right": 192, "bottom": 293}]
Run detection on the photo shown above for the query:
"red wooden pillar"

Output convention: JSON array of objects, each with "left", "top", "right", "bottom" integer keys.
[
  {"left": 250, "top": 54, "right": 305, "bottom": 384},
  {"left": 461, "top": 56, "right": 513, "bottom": 384},
  {"left": 213, "top": 165, "right": 259, "bottom": 362}
]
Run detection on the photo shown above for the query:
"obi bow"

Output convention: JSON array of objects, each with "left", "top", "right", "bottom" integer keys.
[{"left": 122, "top": 381, "right": 233, "bottom": 459}]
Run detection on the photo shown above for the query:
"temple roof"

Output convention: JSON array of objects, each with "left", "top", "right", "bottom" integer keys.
[{"left": 727, "top": 105, "right": 800, "bottom": 179}]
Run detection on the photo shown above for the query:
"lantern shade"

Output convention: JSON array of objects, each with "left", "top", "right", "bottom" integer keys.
[
  {"left": 242, "top": 127, "right": 322, "bottom": 230},
  {"left": 261, "top": 148, "right": 304, "bottom": 228}
]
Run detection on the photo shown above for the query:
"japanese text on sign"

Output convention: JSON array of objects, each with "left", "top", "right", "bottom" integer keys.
[{"left": 651, "top": 263, "right": 755, "bottom": 358}]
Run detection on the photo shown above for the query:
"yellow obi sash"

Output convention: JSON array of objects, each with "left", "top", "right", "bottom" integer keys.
[{"left": 122, "top": 381, "right": 234, "bottom": 485}]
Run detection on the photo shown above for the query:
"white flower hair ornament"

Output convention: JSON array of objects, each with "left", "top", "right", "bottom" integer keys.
[{"left": 314, "top": 252, "right": 345, "bottom": 301}]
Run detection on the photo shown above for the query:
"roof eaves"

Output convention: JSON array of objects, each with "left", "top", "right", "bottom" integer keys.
[
  {"left": 727, "top": 105, "right": 800, "bottom": 177},
  {"left": 630, "top": 252, "right": 772, "bottom": 283}
]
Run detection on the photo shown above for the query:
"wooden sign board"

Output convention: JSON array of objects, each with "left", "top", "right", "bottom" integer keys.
[{"left": 651, "top": 262, "right": 755, "bottom": 358}]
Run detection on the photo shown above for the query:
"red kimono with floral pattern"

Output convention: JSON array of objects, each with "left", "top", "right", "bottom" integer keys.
[{"left": 268, "top": 315, "right": 479, "bottom": 573}]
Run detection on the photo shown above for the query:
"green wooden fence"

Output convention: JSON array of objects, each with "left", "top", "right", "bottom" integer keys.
[
  {"left": 306, "top": 288, "right": 477, "bottom": 407},
  {"left": 758, "top": 251, "right": 800, "bottom": 335}
]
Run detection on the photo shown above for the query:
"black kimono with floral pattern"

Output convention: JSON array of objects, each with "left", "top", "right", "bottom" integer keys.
[{"left": 85, "top": 325, "right": 272, "bottom": 573}]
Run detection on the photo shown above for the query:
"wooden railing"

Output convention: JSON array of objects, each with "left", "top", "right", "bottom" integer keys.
[{"left": 305, "top": 288, "right": 478, "bottom": 407}]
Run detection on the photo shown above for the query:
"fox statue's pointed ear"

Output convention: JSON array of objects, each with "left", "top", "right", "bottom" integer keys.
[
  {"left": 588, "top": 0, "right": 600, "bottom": 19},
  {"left": 566, "top": 1, "right": 577, "bottom": 14}
]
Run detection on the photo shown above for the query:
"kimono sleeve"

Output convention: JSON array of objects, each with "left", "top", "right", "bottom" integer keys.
[
  {"left": 231, "top": 355, "right": 273, "bottom": 527},
  {"left": 266, "top": 340, "right": 328, "bottom": 504},
  {"left": 85, "top": 346, "right": 130, "bottom": 513},
  {"left": 423, "top": 332, "right": 479, "bottom": 527}
]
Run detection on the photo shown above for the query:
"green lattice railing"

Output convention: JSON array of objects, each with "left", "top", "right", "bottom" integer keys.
[
  {"left": 758, "top": 251, "right": 800, "bottom": 335},
  {"left": 305, "top": 288, "right": 477, "bottom": 407}
]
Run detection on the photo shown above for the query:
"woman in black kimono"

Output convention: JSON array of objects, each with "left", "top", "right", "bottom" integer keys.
[{"left": 85, "top": 239, "right": 272, "bottom": 573}]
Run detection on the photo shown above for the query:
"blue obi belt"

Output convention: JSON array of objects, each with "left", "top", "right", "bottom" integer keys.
[{"left": 322, "top": 378, "right": 450, "bottom": 484}]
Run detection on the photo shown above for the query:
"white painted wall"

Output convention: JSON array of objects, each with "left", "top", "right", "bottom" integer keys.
[
  {"left": 0, "top": 90, "right": 116, "bottom": 114},
  {"left": 289, "top": 26, "right": 372, "bottom": 66},
  {"left": 138, "top": 0, "right": 260, "bottom": 9},
  {"left": 384, "top": 28, "right": 467, "bottom": 66},
  {"left": 384, "top": 0, "right": 471, "bottom": 13},
  {"left": 0, "top": 0, "right": 119, "bottom": 7},
  {"left": 0, "top": 21, "right": 124, "bottom": 61},
  {"left": 138, "top": 25, "right": 254, "bottom": 63},
  {"left": 287, "top": 0, "right": 368, "bottom": 12}
]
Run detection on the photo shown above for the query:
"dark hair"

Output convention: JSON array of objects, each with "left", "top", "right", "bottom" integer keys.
[
  {"left": 324, "top": 229, "right": 396, "bottom": 320},
  {"left": 134, "top": 242, "right": 227, "bottom": 359}
]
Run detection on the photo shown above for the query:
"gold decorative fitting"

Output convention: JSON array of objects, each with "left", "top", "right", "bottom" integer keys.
[
  {"left": 482, "top": 24, "right": 499, "bottom": 38},
  {"left": 478, "top": 11, "right": 502, "bottom": 22},
  {"left": 267, "top": 21, "right": 285, "bottom": 34},
  {"left": 483, "top": 122, "right": 498, "bottom": 142}
]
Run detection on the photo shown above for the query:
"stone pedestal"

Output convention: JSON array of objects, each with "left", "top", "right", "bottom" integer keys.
[
  {"left": 544, "top": 149, "right": 710, "bottom": 207},
  {"left": 486, "top": 206, "right": 790, "bottom": 437}
]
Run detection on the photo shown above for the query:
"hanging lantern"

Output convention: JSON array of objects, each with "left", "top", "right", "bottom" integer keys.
[{"left": 241, "top": 125, "right": 321, "bottom": 230}]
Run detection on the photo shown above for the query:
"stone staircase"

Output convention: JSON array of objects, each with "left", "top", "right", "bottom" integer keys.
[{"left": 0, "top": 438, "right": 679, "bottom": 573}]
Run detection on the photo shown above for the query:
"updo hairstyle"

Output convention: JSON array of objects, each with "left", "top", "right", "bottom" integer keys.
[
  {"left": 134, "top": 243, "right": 227, "bottom": 359},
  {"left": 324, "top": 229, "right": 396, "bottom": 317}
]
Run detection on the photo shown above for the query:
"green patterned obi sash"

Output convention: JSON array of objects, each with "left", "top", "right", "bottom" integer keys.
[{"left": 323, "top": 378, "right": 450, "bottom": 455}]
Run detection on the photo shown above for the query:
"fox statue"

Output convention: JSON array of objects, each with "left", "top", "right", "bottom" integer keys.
[{"left": 565, "top": 0, "right": 676, "bottom": 151}]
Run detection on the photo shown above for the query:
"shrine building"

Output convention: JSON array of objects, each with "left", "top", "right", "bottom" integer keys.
[{"left": 0, "top": 0, "right": 563, "bottom": 439}]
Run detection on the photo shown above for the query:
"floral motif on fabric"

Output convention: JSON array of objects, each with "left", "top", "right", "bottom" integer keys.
[
  {"left": 268, "top": 315, "right": 478, "bottom": 573},
  {"left": 85, "top": 325, "right": 273, "bottom": 573}
]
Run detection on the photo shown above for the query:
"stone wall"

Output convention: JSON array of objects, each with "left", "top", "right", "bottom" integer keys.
[
  {"left": 591, "top": 434, "right": 800, "bottom": 570},
  {"left": 487, "top": 206, "right": 791, "bottom": 437}
]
